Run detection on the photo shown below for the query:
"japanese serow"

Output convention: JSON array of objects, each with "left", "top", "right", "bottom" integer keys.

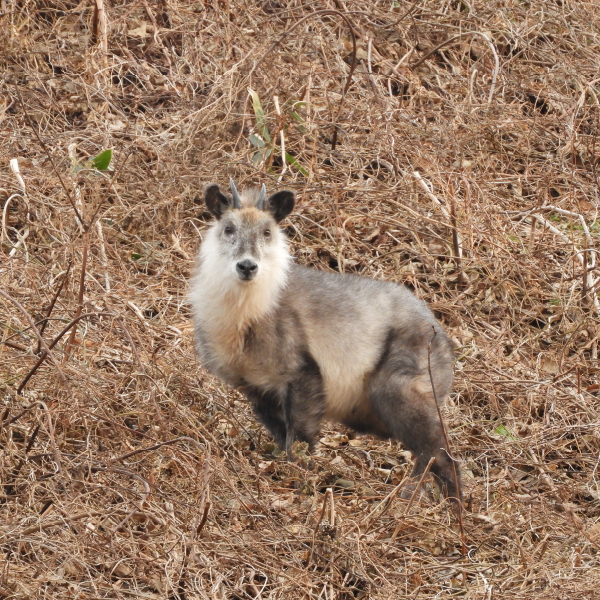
[{"left": 190, "top": 180, "right": 461, "bottom": 502}]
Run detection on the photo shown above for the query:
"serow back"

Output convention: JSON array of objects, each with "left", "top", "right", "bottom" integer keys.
[{"left": 190, "top": 180, "right": 462, "bottom": 504}]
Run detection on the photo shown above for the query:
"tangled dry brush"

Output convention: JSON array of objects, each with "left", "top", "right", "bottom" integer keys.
[{"left": 1, "top": 0, "right": 600, "bottom": 597}]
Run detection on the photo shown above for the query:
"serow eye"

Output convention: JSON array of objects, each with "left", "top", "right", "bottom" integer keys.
[
  {"left": 264, "top": 229, "right": 271, "bottom": 238},
  {"left": 224, "top": 226, "right": 234, "bottom": 235}
]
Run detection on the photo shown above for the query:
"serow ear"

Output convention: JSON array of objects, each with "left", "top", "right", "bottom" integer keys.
[
  {"left": 204, "top": 184, "right": 233, "bottom": 219},
  {"left": 265, "top": 190, "right": 295, "bottom": 223}
]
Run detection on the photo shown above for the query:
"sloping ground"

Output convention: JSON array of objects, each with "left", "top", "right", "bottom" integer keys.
[{"left": 1, "top": 0, "right": 599, "bottom": 597}]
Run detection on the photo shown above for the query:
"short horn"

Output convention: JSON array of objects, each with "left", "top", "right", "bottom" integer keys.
[
  {"left": 229, "top": 178, "right": 242, "bottom": 209},
  {"left": 256, "top": 184, "right": 267, "bottom": 210}
]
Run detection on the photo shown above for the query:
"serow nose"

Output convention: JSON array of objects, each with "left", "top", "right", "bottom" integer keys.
[{"left": 236, "top": 259, "right": 258, "bottom": 281}]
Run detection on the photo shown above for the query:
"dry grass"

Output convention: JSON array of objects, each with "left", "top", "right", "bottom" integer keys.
[{"left": 1, "top": 0, "right": 600, "bottom": 598}]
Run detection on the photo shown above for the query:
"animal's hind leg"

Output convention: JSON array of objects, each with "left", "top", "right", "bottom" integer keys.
[{"left": 369, "top": 372, "right": 462, "bottom": 503}]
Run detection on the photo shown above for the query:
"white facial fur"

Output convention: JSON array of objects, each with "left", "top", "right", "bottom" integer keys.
[{"left": 190, "top": 205, "right": 291, "bottom": 353}]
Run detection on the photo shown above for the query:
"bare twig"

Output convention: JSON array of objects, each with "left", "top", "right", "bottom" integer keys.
[
  {"left": 411, "top": 31, "right": 500, "bottom": 103},
  {"left": 18, "top": 312, "right": 115, "bottom": 394},
  {"left": 64, "top": 231, "right": 90, "bottom": 359},
  {"left": 0, "top": 288, "right": 71, "bottom": 394},
  {"left": 532, "top": 213, "right": 599, "bottom": 314},
  {"left": 37, "top": 261, "right": 72, "bottom": 353},
  {"left": 427, "top": 328, "right": 466, "bottom": 555}
]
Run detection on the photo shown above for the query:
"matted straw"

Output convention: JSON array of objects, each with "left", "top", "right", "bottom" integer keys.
[{"left": 1, "top": 1, "right": 599, "bottom": 597}]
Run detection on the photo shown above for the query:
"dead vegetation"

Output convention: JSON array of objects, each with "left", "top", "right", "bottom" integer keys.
[{"left": 1, "top": 0, "right": 599, "bottom": 597}]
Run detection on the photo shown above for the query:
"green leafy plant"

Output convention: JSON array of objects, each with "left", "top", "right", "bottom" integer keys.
[
  {"left": 248, "top": 89, "right": 272, "bottom": 166},
  {"left": 288, "top": 100, "right": 308, "bottom": 133},
  {"left": 90, "top": 148, "right": 113, "bottom": 171},
  {"left": 71, "top": 148, "right": 113, "bottom": 174},
  {"left": 493, "top": 424, "right": 517, "bottom": 441},
  {"left": 248, "top": 89, "right": 308, "bottom": 176}
]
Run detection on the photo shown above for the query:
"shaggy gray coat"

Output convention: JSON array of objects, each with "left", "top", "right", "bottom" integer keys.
[{"left": 191, "top": 183, "right": 461, "bottom": 501}]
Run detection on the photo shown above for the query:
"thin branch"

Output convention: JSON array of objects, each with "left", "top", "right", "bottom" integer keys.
[
  {"left": 411, "top": 31, "right": 500, "bottom": 103},
  {"left": 18, "top": 312, "right": 115, "bottom": 394},
  {"left": 0, "top": 288, "right": 71, "bottom": 395}
]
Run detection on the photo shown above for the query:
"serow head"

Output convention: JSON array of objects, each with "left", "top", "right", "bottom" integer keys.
[
  {"left": 204, "top": 179, "right": 295, "bottom": 223},
  {"left": 203, "top": 180, "right": 295, "bottom": 283}
]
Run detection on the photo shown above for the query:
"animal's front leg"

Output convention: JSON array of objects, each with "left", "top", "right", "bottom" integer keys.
[
  {"left": 284, "top": 358, "right": 326, "bottom": 458},
  {"left": 244, "top": 386, "right": 287, "bottom": 450},
  {"left": 283, "top": 386, "right": 296, "bottom": 460},
  {"left": 288, "top": 354, "right": 326, "bottom": 453}
]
